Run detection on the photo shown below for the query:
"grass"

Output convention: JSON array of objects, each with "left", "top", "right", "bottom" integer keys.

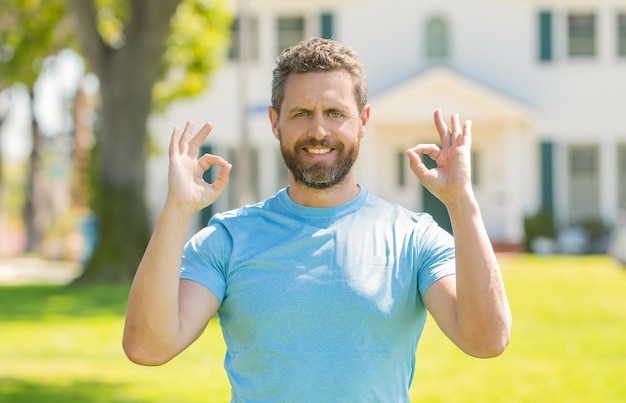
[{"left": 1, "top": 254, "right": 625, "bottom": 402}]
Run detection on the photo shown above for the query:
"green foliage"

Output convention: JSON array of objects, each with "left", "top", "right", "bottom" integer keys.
[
  {"left": 93, "top": 0, "right": 129, "bottom": 48},
  {"left": 523, "top": 208, "right": 556, "bottom": 251},
  {"left": 152, "top": 0, "right": 233, "bottom": 111},
  {"left": 1, "top": 0, "right": 232, "bottom": 104},
  {"left": 1, "top": 255, "right": 625, "bottom": 402},
  {"left": 0, "top": 0, "right": 70, "bottom": 87}
]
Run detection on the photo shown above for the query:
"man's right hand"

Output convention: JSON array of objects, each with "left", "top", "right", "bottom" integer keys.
[{"left": 167, "top": 121, "right": 231, "bottom": 217}]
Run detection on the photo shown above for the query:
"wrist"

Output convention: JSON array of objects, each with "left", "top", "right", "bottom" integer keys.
[
  {"left": 440, "top": 187, "right": 477, "bottom": 212},
  {"left": 162, "top": 197, "right": 197, "bottom": 223}
]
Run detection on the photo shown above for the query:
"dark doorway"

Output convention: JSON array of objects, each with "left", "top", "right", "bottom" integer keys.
[{"left": 421, "top": 154, "right": 452, "bottom": 234}]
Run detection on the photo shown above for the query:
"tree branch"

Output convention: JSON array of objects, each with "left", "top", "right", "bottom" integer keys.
[{"left": 68, "top": 0, "right": 107, "bottom": 75}]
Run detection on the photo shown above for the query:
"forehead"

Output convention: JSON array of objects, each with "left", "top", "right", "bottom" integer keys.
[{"left": 281, "top": 70, "right": 357, "bottom": 109}]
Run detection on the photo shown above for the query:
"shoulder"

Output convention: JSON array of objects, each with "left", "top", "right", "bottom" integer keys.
[
  {"left": 361, "top": 190, "right": 432, "bottom": 223},
  {"left": 210, "top": 190, "right": 286, "bottom": 224}
]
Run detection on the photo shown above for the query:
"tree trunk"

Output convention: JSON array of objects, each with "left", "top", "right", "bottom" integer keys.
[
  {"left": 70, "top": 0, "right": 181, "bottom": 282},
  {"left": 23, "top": 88, "right": 49, "bottom": 253}
]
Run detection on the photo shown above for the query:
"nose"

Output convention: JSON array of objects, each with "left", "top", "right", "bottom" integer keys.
[{"left": 308, "top": 113, "right": 329, "bottom": 140}]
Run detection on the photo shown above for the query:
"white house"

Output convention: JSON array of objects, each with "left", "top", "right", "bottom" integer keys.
[{"left": 148, "top": 0, "right": 626, "bottom": 250}]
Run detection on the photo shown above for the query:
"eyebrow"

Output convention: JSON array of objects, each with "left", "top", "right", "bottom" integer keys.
[{"left": 287, "top": 105, "right": 350, "bottom": 115}]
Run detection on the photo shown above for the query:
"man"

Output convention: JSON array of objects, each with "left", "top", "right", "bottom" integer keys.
[{"left": 123, "top": 37, "right": 511, "bottom": 401}]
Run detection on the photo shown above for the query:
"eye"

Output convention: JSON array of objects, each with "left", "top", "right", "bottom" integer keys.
[{"left": 328, "top": 111, "right": 343, "bottom": 118}]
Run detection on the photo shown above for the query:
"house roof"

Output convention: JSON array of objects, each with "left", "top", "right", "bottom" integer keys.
[{"left": 371, "top": 66, "right": 534, "bottom": 128}]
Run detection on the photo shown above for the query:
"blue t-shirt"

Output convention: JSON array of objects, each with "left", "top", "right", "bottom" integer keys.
[{"left": 181, "top": 186, "right": 455, "bottom": 402}]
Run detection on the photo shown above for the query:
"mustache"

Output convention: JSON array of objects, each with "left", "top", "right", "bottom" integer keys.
[{"left": 295, "top": 138, "right": 341, "bottom": 149}]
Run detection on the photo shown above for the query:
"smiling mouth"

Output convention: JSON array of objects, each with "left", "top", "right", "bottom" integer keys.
[{"left": 305, "top": 147, "right": 332, "bottom": 155}]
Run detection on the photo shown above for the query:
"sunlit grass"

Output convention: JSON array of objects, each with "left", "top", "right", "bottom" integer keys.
[
  {"left": 412, "top": 254, "right": 626, "bottom": 402},
  {"left": 1, "top": 255, "right": 625, "bottom": 402}
]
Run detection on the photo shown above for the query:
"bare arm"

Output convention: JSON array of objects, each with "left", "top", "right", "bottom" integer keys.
[
  {"left": 123, "top": 122, "right": 231, "bottom": 365},
  {"left": 406, "top": 110, "right": 512, "bottom": 358}
]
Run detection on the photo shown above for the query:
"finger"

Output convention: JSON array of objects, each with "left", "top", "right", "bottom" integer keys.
[
  {"left": 450, "top": 113, "right": 463, "bottom": 146},
  {"left": 188, "top": 122, "right": 213, "bottom": 158},
  {"left": 210, "top": 161, "right": 232, "bottom": 195},
  {"left": 197, "top": 153, "right": 229, "bottom": 173},
  {"left": 409, "top": 143, "right": 441, "bottom": 161},
  {"left": 180, "top": 121, "right": 194, "bottom": 155},
  {"left": 406, "top": 149, "right": 428, "bottom": 177},
  {"left": 169, "top": 126, "right": 181, "bottom": 156},
  {"left": 433, "top": 109, "right": 450, "bottom": 148},
  {"left": 196, "top": 154, "right": 231, "bottom": 196},
  {"left": 462, "top": 120, "right": 472, "bottom": 148}
]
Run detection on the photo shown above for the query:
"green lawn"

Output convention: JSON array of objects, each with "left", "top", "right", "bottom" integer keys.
[{"left": 1, "top": 255, "right": 625, "bottom": 402}]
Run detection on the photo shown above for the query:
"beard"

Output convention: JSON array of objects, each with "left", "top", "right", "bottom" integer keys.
[{"left": 279, "top": 130, "right": 360, "bottom": 189}]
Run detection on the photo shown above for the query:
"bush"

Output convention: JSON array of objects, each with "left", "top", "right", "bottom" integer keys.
[{"left": 523, "top": 209, "right": 557, "bottom": 252}]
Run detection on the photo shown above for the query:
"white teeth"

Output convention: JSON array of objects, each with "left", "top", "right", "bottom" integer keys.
[{"left": 307, "top": 148, "right": 331, "bottom": 154}]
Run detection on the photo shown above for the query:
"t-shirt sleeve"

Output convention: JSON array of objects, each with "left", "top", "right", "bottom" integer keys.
[
  {"left": 180, "top": 222, "right": 232, "bottom": 303},
  {"left": 415, "top": 214, "right": 456, "bottom": 297}
]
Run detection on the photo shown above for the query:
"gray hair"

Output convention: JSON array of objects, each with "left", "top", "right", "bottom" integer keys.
[{"left": 271, "top": 37, "right": 368, "bottom": 113}]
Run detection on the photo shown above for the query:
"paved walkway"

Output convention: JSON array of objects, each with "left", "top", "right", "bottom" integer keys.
[{"left": 0, "top": 257, "right": 83, "bottom": 285}]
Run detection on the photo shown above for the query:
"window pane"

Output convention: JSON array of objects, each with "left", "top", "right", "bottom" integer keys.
[
  {"left": 570, "top": 146, "right": 597, "bottom": 174},
  {"left": 568, "top": 14, "right": 596, "bottom": 57},
  {"left": 277, "top": 17, "right": 305, "bottom": 56},
  {"left": 568, "top": 145, "right": 599, "bottom": 222},
  {"left": 320, "top": 13, "right": 334, "bottom": 40},
  {"left": 618, "top": 14, "right": 626, "bottom": 56},
  {"left": 425, "top": 17, "right": 448, "bottom": 59},
  {"left": 228, "top": 17, "right": 259, "bottom": 60},
  {"left": 538, "top": 11, "right": 553, "bottom": 61}
]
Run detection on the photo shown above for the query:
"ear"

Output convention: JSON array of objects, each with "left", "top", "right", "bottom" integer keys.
[
  {"left": 359, "top": 104, "right": 371, "bottom": 138},
  {"left": 268, "top": 106, "right": 280, "bottom": 139}
]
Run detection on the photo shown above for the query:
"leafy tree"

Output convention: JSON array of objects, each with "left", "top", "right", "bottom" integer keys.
[
  {"left": 1, "top": 0, "right": 232, "bottom": 281},
  {"left": 0, "top": 0, "right": 69, "bottom": 251},
  {"left": 70, "top": 0, "right": 231, "bottom": 282}
]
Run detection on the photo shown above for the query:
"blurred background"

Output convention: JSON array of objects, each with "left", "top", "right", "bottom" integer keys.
[
  {"left": 2, "top": 0, "right": 626, "bottom": 282},
  {"left": 1, "top": 1, "right": 625, "bottom": 402}
]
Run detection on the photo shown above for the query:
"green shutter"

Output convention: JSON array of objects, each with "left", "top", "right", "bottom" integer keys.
[
  {"left": 540, "top": 141, "right": 554, "bottom": 211},
  {"left": 539, "top": 11, "right": 553, "bottom": 61},
  {"left": 321, "top": 13, "right": 334, "bottom": 39}
]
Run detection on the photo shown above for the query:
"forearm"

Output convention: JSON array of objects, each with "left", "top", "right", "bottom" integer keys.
[
  {"left": 447, "top": 194, "right": 512, "bottom": 356},
  {"left": 123, "top": 201, "right": 194, "bottom": 364}
]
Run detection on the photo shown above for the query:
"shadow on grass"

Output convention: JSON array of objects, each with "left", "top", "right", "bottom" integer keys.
[
  {"left": 0, "top": 378, "right": 140, "bottom": 403},
  {"left": 0, "top": 284, "right": 130, "bottom": 321}
]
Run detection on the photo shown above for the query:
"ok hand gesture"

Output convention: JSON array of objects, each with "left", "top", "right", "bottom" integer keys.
[
  {"left": 167, "top": 121, "right": 231, "bottom": 217},
  {"left": 406, "top": 110, "right": 473, "bottom": 206}
]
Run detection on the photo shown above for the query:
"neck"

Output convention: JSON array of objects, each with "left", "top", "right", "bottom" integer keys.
[{"left": 287, "top": 176, "right": 360, "bottom": 208}]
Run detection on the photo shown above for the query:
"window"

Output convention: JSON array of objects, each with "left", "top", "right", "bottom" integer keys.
[
  {"left": 320, "top": 13, "right": 334, "bottom": 40},
  {"left": 570, "top": 145, "right": 597, "bottom": 174},
  {"left": 568, "top": 13, "right": 596, "bottom": 57},
  {"left": 538, "top": 11, "right": 553, "bottom": 61},
  {"left": 228, "top": 17, "right": 259, "bottom": 60},
  {"left": 425, "top": 16, "right": 448, "bottom": 59},
  {"left": 618, "top": 14, "right": 626, "bottom": 57},
  {"left": 568, "top": 145, "right": 599, "bottom": 221},
  {"left": 277, "top": 16, "right": 305, "bottom": 56}
]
